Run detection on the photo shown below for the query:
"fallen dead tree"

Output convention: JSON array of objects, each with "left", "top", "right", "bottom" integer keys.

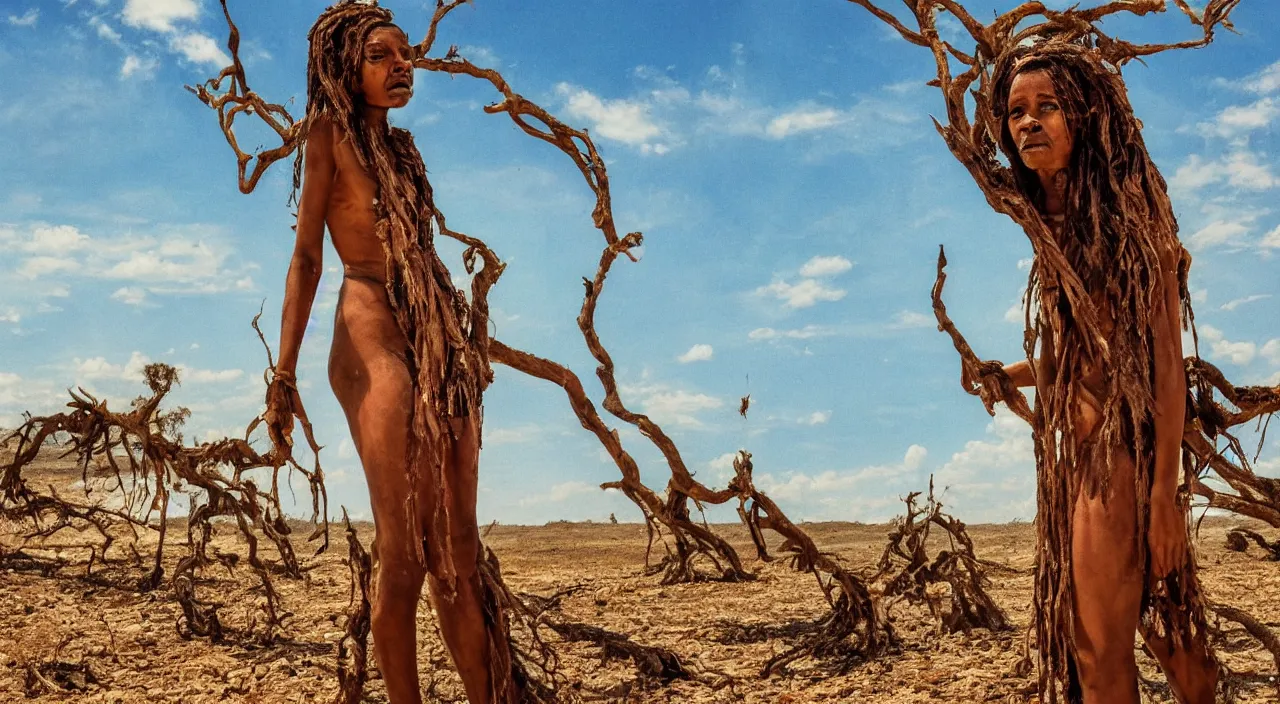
[
  {"left": 873, "top": 478, "right": 1009, "bottom": 635},
  {"left": 1, "top": 323, "right": 329, "bottom": 645}
]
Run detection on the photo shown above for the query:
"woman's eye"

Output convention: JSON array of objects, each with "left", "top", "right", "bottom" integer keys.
[
  {"left": 1009, "top": 107, "right": 1023, "bottom": 118},
  {"left": 1041, "top": 102, "right": 1059, "bottom": 112}
]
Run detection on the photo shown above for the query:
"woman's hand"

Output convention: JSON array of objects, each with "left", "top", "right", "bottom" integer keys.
[
  {"left": 1147, "top": 488, "right": 1187, "bottom": 580},
  {"left": 264, "top": 369, "right": 302, "bottom": 461}
]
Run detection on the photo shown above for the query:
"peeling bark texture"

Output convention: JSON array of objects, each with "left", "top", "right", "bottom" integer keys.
[
  {"left": 334, "top": 510, "right": 373, "bottom": 704},
  {"left": 844, "top": 2, "right": 1265, "bottom": 701},
  {"left": 1, "top": 342, "right": 330, "bottom": 646},
  {"left": 873, "top": 478, "right": 1010, "bottom": 635}
]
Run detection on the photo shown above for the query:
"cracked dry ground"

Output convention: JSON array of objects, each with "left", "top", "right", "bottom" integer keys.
[{"left": 2, "top": 458, "right": 1278, "bottom": 703}]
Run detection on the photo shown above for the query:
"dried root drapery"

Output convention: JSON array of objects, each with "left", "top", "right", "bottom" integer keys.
[{"left": 1, "top": 354, "right": 329, "bottom": 646}]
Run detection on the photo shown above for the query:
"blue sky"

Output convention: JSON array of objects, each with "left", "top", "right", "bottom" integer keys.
[{"left": 1, "top": 0, "right": 1277, "bottom": 525}]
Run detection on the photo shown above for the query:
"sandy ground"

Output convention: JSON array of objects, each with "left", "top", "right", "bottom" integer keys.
[{"left": 2, "top": 451, "right": 1278, "bottom": 703}]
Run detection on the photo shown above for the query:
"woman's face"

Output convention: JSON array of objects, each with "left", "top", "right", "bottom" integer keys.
[
  {"left": 358, "top": 25, "right": 414, "bottom": 109},
  {"left": 1006, "top": 69, "right": 1072, "bottom": 175}
]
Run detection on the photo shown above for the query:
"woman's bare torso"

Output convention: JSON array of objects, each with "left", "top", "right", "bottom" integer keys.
[{"left": 326, "top": 130, "right": 393, "bottom": 285}]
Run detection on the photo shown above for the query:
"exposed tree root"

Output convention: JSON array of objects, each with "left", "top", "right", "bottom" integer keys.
[
  {"left": 1224, "top": 528, "right": 1280, "bottom": 561},
  {"left": 727, "top": 451, "right": 897, "bottom": 676},
  {"left": 1209, "top": 602, "right": 1280, "bottom": 694},
  {"left": 519, "top": 585, "right": 693, "bottom": 689},
  {"left": 874, "top": 478, "right": 1010, "bottom": 635},
  {"left": 334, "top": 510, "right": 372, "bottom": 704},
  {"left": 1, "top": 316, "right": 329, "bottom": 646}
]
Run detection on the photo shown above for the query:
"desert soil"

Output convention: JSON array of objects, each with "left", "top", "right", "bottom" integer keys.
[{"left": 2, "top": 449, "right": 1278, "bottom": 703}]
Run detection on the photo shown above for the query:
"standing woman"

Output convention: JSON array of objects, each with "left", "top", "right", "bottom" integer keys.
[
  {"left": 987, "top": 42, "right": 1218, "bottom": 704},
  {"left": 265, "top": 2, "right": 517, "bottom": 702}
]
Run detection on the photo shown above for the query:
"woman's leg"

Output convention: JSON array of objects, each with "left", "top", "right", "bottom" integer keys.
[
  {"left": 423, "top": 417, "right": 500, "bottom": 704},
  {"left": 329, "top": 283, "right": 429, "bottom": 704},
  {"left": 1070, "top": 444, "right": 1145, "bottom": 704}
]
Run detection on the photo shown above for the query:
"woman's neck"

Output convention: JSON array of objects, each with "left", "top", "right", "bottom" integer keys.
[
  {"left": 361, "top": 103, "right": 390, "bottom": 129},
  {"left": 1037, "top": 169, "right": 1066, "bottom": 216}
]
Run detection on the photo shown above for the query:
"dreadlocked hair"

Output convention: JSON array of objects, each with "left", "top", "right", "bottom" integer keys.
[
  {"left": 990, "top": 41, "right": 1210, "bottom": 704},
  {"left": 292, "top": 0, "right": 489, "bottom": 594}
]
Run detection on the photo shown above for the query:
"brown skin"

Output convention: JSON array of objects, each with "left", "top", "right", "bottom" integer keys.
[
  {"left": 1001, "top": 71, "right": 1215, "bottom": 704},
  {"left": 271, "top": 26, "right": 494, "bottom": 704}
]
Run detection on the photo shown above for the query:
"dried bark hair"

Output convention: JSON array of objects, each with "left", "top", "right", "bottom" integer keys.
[
  {"left": 991, "top": 40, "right": 1186, "bottom": 497},
  {"left": 990, "top": 41, "right": 1209, "bottom": 702},
  {"left": 288, "top": 0, "right": 488, "bottom": 595},
  {"left": 291, "top": 1, "right": 400, "bottom": 197}
]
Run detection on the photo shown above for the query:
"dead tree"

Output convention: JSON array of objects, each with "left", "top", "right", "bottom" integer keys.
[
  {"left": 724, "top": 450, "right": 897, "bottom": 676},
  {"left": 1224, "top": 527, "right": 1280, "bottom": 561},
  {"left": 1, "top": 343, "right": 329, "bottom": 645},
  {"left": 872, "top": 478, "right": 1009, "bottom": 635},
  {"left": 334, "top": 510, "right": 373, "bottom": 704}
]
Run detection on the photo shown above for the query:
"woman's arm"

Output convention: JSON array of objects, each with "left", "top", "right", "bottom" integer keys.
[
  {"left": 1002, "top": 359, "right": 1036, "bottom": 388},
  {"left": 275, "top": 116, "right": 336, "bottom": 376},
  {"left": 1148, "top": 243, "right": 1189, "bottom": 576}
]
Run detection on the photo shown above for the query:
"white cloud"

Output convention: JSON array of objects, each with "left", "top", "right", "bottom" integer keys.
[
  {"left": 17, "top": 256, "right": 78, "bottom": 279},
  {"left": 121, "top": 55, "right": 159, "bottom": 80},
  {"left": 7, "top": 9, "right": 38, "bottom": 27},
  {"left": 23, "top": 225, "right": 90, "bottom": 253},
  {"left": 1260, "top": 339, "right": 1280, "bottom": 366},
  {"left": 1241, "top": 60, "right": 1280, "bottom": 94},
  {"left": 2, "top": 223, "right": 254, "bottom": 308},
  {"left": 800, "top": 411, "right": 831, "bottom": 426},
  {"left": 168, "top": 32, "right": 230, "bottom": 68},
  {"left": 0, "top": 308, "right": 19, "bottom": 324},
  {"left": 122, "top": 0, "right": 199, "bottom": 33},
  {"left": 556, "top": 83, "right": 667, "bottom": 152},
  {"left": 517, "top": 481, "right": 615, "bottom": 507},
  {"left": 1220, "top": 294, "right": 1271, "bottom": 312},
  {"left": 677, "top": 343, "right": 714, "bottom": 363},
  {"left": 1199, "top": 324, "right": 1256, "bottom": 365},
  {"left": 178, "top": 366, "right": 243, "bottom": 383},
  {"left": 620, "top": 381, "right": 724, "bottom": 428},
  {"left": 1171, "top": 151, "right": 1278, "bottom": 195},
  {"left": 71, "top": 352, "right": 240, "bottom": 385},
  {"left": 485, "top": 424, "right": 543, "bottom": 445},
  {"left": 1197, "top": 97, "right": 1280, "bottom": 138},
  {"left": 707, "top": 452, "right": 738, "bottom": 483},
  {"left": 74, "top": 351, "right": 151, "bottom": 381},
  {"left": 756, "top": 444, "right": 928, "bottom": 517},
  {"left": 1188, "top": 220, "right": 1251, "bottom": 251},
  {"left": 111, "top": 287, "right": 149, "bottom": 306},
  {"left": 89, "top": 16, "right": 123, "bottom": 45},
  {"left": 641, "top": 389, "right": 723, "bottom": 427},
  {"left": 766, "top": 106, "right": 843, "bottom": 139},
  {"left": 756, "top": 278, "right": 846, "bottom": 309},
  {"left": 1261, "top": 225, "right": 1280, "bottom": 250},
  {"left": 798, "top": 255, "right": 853, "bottom": 278},
  {"left": 932, "top": 407, "right": 1036, "bottom": 521},
  {"left": 459, "top": 45, "right": 499, "bottom": 68},
  {"left": 748, "top": 325, "right": 833, "bottom": 341},
  {"left": 889, "top": 310, "right": 932, "bottom": 329}
]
